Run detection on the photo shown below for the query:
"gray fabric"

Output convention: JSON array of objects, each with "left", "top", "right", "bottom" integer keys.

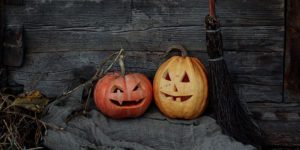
[{"left": 42, "top": 88, "right": 256, "bottom": 150}]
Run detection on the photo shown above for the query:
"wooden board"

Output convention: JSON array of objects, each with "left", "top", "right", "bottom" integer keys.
[
  {"left": 285, "top": 0, "right": 300, "bottom": 102},
  {"left": 5, "top": 0, "right": 284, "bottom": 102},
  {"left": 8, "top": 50, "right": 283, "bottom": 102},
  {"left": 0, "top": 0, "right": 7, "bottom": 87},
  {"left": 0, "top": 0, "right": 3, "bottom": 50},
  {"left": 249, "top": 103, "right": 300, "bottom": 146},
  {"left": 3, "top": 25, "right": 24, "bottom": 67},
  {"left": 5, "top": 0, "right": 284, "bottom": 53},
  {"left": 2, "top": 26, "right": 282, "bottom": 53},
  {"left": 6, "top": 0, "right": 284, "bottom": 27}
]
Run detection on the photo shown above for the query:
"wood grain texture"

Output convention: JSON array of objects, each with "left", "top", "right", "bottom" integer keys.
[
  {"left": 5, "top": 0, "right": 24, "bottom": 5},
  {"left": 8, "top": 50, "right": 283, "bottom": 102},
  {"left": 285, "top": 0, "right": 300, "bottom": 102},
  {"left": 260, "top": 121, "right": 300, "bottom": 146},
  {"left": 5, "top": 0, "right": 284, "bottom": 53},
  {"left": 3, "top": 26, "right": 24, "bottom": 67},
  {"left": 6, "top": 0, "right": 284, "bottom": 27},
  {"left": 249, "top": 103, "right": 300, "bottom": 146},
  {"left": 0, "top": 0, "right": 7, "bottom": 87},
  {"left": 0, "top": 0, "right": 4, "bottom": 58},
  {"left": 14, "top": 26, "right": 282, "bottom": 53},
  {"left": 5, "top": 0, "right": 284, "bottom": 102},
  {"left": 0, "top": 0, "right": 3, "bottom": 48}
]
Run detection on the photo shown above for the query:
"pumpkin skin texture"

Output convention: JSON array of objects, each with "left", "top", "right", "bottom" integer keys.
[
  {"left": 154, "top": 52, "right": 208, "bottom": 119},
  {"left": 94, "top": 72, "right": 153, "bottom": 119}
]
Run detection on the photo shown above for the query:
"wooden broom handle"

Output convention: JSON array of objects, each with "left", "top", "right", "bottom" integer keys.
[{"left": 209, "top": 0, "right": 216, "bottom": 17}]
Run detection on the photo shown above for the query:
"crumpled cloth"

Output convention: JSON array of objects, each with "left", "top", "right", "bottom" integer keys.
[{"left": 42, "top": 87, "right": 256, "bottom": 150}]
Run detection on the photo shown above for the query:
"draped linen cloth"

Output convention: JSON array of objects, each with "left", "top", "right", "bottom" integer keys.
[{"left": 42, "top": 87, "right": 255, "bottom": 150}]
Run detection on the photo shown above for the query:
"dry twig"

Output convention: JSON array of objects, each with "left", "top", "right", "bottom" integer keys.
[{"left": 0, "top": 49, "right": 125, "bottom": 149}]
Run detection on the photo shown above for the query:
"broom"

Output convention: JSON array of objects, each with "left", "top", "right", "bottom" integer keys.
[{"left": 205, "top": 0, "right": 262, "bottom": 145}]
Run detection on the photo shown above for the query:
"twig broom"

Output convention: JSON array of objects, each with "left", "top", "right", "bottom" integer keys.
[{"left": 205, "top": 0, "right": 262, "bottom": 145}]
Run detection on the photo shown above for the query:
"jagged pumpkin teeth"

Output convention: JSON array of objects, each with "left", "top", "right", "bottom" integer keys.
[
  {"left": 118, "top": 100, "right": 123, "bottom": 105},
  {"left": 94, "top": 72, "right": 152, "bottom": 119},
  {"left": 110, "top": 98, "right": 144, "bottom": 106}
]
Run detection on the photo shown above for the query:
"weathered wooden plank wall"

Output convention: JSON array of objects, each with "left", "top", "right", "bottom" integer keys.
[
  {"left": 249, "top": 103, "right": 300, "bottom": 147},
  {"left": 5, "top": 0, "right": 284, "bottom": 102}
]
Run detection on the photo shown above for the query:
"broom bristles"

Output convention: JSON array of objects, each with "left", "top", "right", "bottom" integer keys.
[
  {"left": 208, "top": 59, "right": 262, "bottom": 145},
  {"left": 205, "top": 15, "right": 262, "bottom": 145}
]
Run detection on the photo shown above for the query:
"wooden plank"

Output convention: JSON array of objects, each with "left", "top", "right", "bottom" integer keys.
[
  {"left": 263, "top": 146, "right": 300, "bottom": 150},
  {"left": 8, "top": 50, "right": 283, "bottom": 102},
  {"left": 237, "top": 84, "right": 282, "bottom": 103},
  {"left": 3, "top": 25, "right": 24, "bottom": 67},
  {"left": 259, "top": 121, "right": 300, "bottom": 147},
  {"left": 8, "top": 51, "right": 283, "bottom": 81},
  {"left": 285, "top": 0, "right": 300, "bottom": 102},
  {"left": 4, "top": 0, "right": 284, "bottom": 53},
  {"left": 0, "top": 0, "right": 4, "bottom": 56},
  {"left": 13, "top": 26, "right": 283, "bottom": 53},
  {"left": 5, "top": 0, "right": 284, "bottom": 27},
  {"left": 0, "top": 0, "right": 7, "bottom": 87},
  {"left": 249, "top": 103, "right": 300, "bottom": 121},
  {"left": 0, "top": 0, "right": 3, "bottom": 47},
  {"left": 4, "top": 0, "right": 24, "bottom": 5},
  {"left": 249, "top": 103, "right": 300, "bottom": 146}
]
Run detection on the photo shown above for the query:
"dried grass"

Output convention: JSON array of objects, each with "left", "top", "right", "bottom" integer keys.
[
  {"left": 0, "top": 91, "right": 47, "bottom": 149},
  {"left": 0, "top": 49, "right": 125, "bottom": 149}
]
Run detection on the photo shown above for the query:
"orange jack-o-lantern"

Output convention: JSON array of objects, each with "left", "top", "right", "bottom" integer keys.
[
  {"left": 153, "top": 45, "right": 208, "bottom": 119},
  {"left": 94, "top": 53, "right": 153, "bottom": 119}
]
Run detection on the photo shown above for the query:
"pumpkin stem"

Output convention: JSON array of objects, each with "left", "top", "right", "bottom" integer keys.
[
  {"left": 166, "top": 45, "right": 188, "bottom": 57},
  {"left": 118, "top": 50, "right": 126, "bottom": 76}
]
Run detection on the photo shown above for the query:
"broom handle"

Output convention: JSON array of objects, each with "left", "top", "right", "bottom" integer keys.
[{"left": 209, "top": 0, "right": 216, "bottom": 17}]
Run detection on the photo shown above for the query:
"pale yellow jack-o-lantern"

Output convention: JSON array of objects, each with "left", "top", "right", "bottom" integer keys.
[{"left": 153, "top": 45, "right": 208, "bottom": 119}]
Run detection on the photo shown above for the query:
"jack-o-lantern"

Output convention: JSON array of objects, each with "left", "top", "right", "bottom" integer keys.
[
  {"left": 153, "top": 45, "right": 208, "bottom": 119},
  {"left": 94, "top": 54, "right": 152, "bottom": 119}
]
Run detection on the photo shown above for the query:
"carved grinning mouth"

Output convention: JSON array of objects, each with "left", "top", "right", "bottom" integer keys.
[
  {"left": 162, "top": 92, "right": 192, "bottom": 102},
  {"left": 110, "top": 99, "right": 144, "bottom": 106}
]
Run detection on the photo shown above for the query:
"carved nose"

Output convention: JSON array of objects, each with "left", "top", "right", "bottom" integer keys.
[{"left": 173, "top": 84, "right": 178, "bottom": 92}]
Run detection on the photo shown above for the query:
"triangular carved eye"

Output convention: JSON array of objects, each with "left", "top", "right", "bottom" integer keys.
[
  {"left": 165, "top": 72, "right": 171, "bottom": 81},
  {"left": 181, "top": 72, "right": 190, "bottom": 82},
  {"left": 133, "top": 83, "right": 140, "bottom": 91},
  {"left": 112, "top": 86, "right": 123, "bottom": 93}
]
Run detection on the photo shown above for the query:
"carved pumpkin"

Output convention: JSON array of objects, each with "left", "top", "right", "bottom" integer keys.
[
  {"left": 94, "top": 54, "right": 153, "bottom": 119},
  {"left": 153, "top": 45, "right": 208, "bottom": 119}
]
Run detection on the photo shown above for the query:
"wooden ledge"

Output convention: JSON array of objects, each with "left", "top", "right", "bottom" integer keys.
[{"left": 248, "top": 103, "right": 300, "bottom": 147}]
